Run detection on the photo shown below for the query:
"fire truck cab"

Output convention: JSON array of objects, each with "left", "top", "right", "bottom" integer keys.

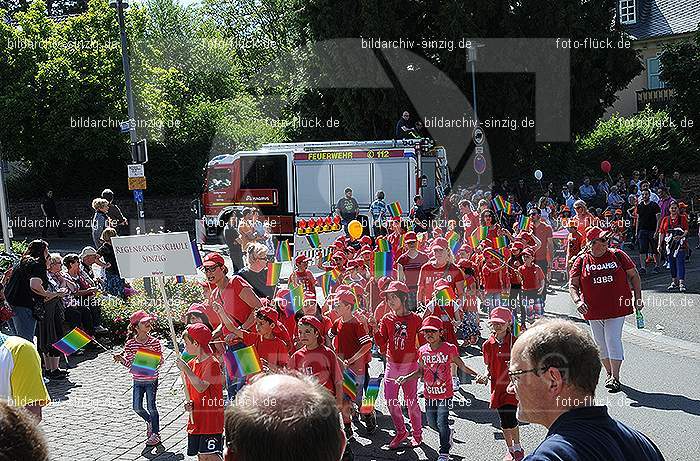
[{"left": 199, "top": 138, "right": 450, "bottom": 240}]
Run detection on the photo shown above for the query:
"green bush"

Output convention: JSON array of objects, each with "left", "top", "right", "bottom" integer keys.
[
  {"left": 0, "top": 240, "right": 29, "bottom": 271},
  {"left": 100, "top": 277, "right": 205, "bottom": 344}
]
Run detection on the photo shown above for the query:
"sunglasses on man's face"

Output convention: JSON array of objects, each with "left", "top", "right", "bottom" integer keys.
[{"left": 203, "top": 265, "right": 221, "bottom": 273}]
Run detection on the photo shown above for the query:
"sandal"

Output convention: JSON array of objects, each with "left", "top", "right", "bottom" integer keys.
[
  {"left": 604, "top": 375, "right": 614, "bottom": 389},
  {"left": 608, "top": 378, "right": 621, "bottom": 393}
]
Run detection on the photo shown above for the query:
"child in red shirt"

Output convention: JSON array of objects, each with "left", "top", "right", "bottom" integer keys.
[
  {"left": 481, "top": 249, "right": 509, "bottom": 313},
  {"left": 176, "top": 323, "right": 224, "bottom": 461},
  {"left": 397, "top": 316, "right": 486, "bottom": 460},
  {"left": 289, "top": 316, "right": 343, "bottom": 405},
  {"left": 330, "top": 290, "right": 376, "bottom": 437},
  {"left": 288, "top": 254, "right": 316, "bottom": 294},
  {"left": 482, "top": 308, "right": 525, "bottom": 461},
  {"left": 517, "top": 249, "right": 545, "bottom": 322}
]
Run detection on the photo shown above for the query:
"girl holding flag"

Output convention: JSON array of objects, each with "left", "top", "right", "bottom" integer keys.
[
  {"left": 113, "top": 310, "right": 162, "bottom": 447},
  {"left": 288, "top": 254, "right": 316, "bottom": 293},
  {"left": 416, "top": 238, "right": 465, "bottom": 311}
]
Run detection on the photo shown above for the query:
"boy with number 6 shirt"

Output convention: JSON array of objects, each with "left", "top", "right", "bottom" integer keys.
[
  {"left": 517, "top": 249, "right": 546, "bottom": 322},
  {"left": 176, "top": 323, "right": 224, "bottom": 461},
  {"left": 330, "top": 290, "right": 376, "bottom": 437}
]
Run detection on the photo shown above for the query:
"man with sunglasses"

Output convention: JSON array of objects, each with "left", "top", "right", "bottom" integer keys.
[
  {"left": 569, "top": 227, "right": 642, "bottom": 393},
  {"left": 507, "top": 319, "right": 663, "bottom": 461}
]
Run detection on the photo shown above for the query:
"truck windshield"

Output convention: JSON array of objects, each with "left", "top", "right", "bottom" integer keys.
[
  {"left": 240, "top": 155, "right": 288, "bottom": 212},
  {"left": 207, "top": 168, "right": 232, "bottom": 191}
]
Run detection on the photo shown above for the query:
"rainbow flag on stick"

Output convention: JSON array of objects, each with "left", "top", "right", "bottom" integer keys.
[
  {"left": 342, "top": 368, "right": 358, "bottom": 400},
  {"left": 469, "top": 234, "right": 481, "bottom": 249},
  {"left": 275, "top": 240, "right": 292, "bottom": 262},
  {"left": 53, "top": 327, "right": 92, "bottom": 355},
  {"left": 494, "top": 236, "right": 509, "bottom": 249},
  {"left": 306, "top": 233, "right": 321, "bottom": 249},
  {"left": 477, "top": 226, "right": 489, "bottom": 240},
  {"left": 360, "top": 377, "right": 381, "bottom": 414},
  {"left": 492, "top": 196, "right": 513, "bottom": 215},
  {"left": 225, "top": 345, "right": 263, "bottom": 378},
  {"left": 446, "top": 231, "right": 461, "bottom": 254},
  {"left": 284, "top": 285, "right": 305, "bottom": 317},
  {"left": 435, "top": 288, "right": 455, "bottom": 307},
  {"left": 318, "top": 272, "right": 336, "bottom": 297},
  {"left": 376, "top": 238, "right": 390, "bottom": 253},
  {"left": 130, "top": 349, "right": 161, "bottom": 376},
  {"left": 372, "top": 252, "right": 393, "bottom": 278},
  {"left": 512, "top": 311, "right": 523, "bottom": 337},
  {"left": 518, "top": 216, "right": 531, "bottom": 230},
  {"left": 388, "top": 201, "right": 403, "bottom": 217},
  {"left": 484, "top": 248, "right": 505, "bottom": 262},
  {"left": 266, "top": 262, "right": 282, "bottom": 286}
]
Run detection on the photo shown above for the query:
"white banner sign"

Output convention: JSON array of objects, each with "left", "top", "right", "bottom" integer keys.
[
  {"left": 293, "top": 230, "right": 344, "bottom": 260},
  {"left": 112, "top": 232, "right": 197, "bottom": 278}
]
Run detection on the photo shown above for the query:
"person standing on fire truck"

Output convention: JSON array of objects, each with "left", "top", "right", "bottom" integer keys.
[{"left": 336, "top": 188, "right": 360, "bottom": 232}]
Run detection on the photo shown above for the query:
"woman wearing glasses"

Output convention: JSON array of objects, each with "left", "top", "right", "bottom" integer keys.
[{"left": 569, "top": 227, "right": 643, "bottom": 393}]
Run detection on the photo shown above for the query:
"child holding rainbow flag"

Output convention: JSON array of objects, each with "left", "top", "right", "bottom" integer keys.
[{"left": 113, "top": 310, "right": 162, "bottom": 447}]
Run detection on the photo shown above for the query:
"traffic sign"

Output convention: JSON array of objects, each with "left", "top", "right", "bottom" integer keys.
[
  {"left": 119, "top": 121, "right": 130, "bottom": 133},
  {"left": 133, "top": 189, "right": 144, "bottom": 203},
  {"left": 473, "top": 127, "right": 484, "bottom": 146},
  {"left": 128, "top": 164, "right": 145, "bottom": 178},
  {"left": 128, "top": 177, "right": 147, "bottom": 190}
]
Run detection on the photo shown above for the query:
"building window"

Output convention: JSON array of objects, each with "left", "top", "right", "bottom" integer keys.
[
  {"left": 619, "top": 0, "right": 636, "bottom": 24},
  {"left": 647, "top": 56, "right": 666, "bottom": 89}
]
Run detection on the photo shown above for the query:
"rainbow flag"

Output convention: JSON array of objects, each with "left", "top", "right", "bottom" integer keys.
[
  {"left": 446, "top": 231, "right": 461, "bottom": 254},
  {"left": 477, "top": 226, "right": 489, "bottom": 240},
  {"left": 284, "top": 285, "right": 305, "bottom": 317},
  {"left": 175, "top": 275, "right": 185, "bottom": 283},
  {"left": 388, "top": 201, "right": 403, "bottom": 217},
  {"left": 318, "top": 271, "right": 336, "bottom": 297},
  {"left": 469, "top": 234, "right": 481, "bottom": 249},
  {"left": 492, "top": 196, "right": 513, "bottom": 215},
  {"left": 435, "top": 288, "right": 455, "bottom": 307},
  {"left": 53, "top": 327, "right": 92, "bottom": 355},
  {"left": 512, "top": 311, "right": 523, "bottom": 337},
  {"left": 376, "top": 239, "right": 390, "bottom": 252},
  {"left": 181, "top": 350, "right": 196, "bottom": 362},
  {"left": 276, "top": 240, "right": 292, "bottom": 262},
  {"left": 306, "top": 233, "right": 321, "bottom": 249},
  {"left": 372, "top": 252, "right": 393, "bottom": 278},
  {"left": 266, "top": 262, "right": 282, "bottom": 286},
  {"left": 519, "top": 216, "right": 531, "bottom": 230},
  {"left": 191, "top": 240, "right": 203, "bottom": 268},
  {"left": 484, "top": 248, "right": 505, "bottom": 262},
  {"left": 225, "top": 345, "right": 263, "bottom": 378},
  {"left": 494, "top": 236, "right": 509, "bottom": 249},
  {"left": 343, "top": 368, "right": 358, "bottom": 400},
  {"left": 131, "top": 349, "right": 161, "bottom": 376},
  {"left": 360, "top": 377, "right": 381, "bottom": 414}
]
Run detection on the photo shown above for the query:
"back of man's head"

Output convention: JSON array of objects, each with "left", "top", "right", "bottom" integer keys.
[
  {"left": 225, "top": 372, "right": 344, "bottom": 461},
  {"left": 0, "top": 401, "right": 49, "bottom": 461},
  {"left": 518, "top": 319, "right": 602, "bottom": 396},
  {"left": 101, "top": 189, "right": 114, "bottom": 202}
]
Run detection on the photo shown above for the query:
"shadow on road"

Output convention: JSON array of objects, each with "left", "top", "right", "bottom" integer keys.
[
  {"left": 622, "top": 385, "right": 700, "bottom": 416},
  {"left": 142, "top": 444, "right": 185, "bottom": 461}
]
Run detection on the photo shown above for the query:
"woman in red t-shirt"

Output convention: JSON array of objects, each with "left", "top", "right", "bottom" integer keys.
[
  {"left": 657, "top": 201, "right": 688, "bottom": 292},
  {"left": 569, "top": 227, "right": 642, "bottom": 393},
  {"left": 416, "top": 237, "right": 465, "bottom": 308}
]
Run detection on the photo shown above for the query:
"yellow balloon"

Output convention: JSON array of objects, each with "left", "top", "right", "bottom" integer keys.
[{"left": 348, "top": 220, "right": 363, "bottom": 240}]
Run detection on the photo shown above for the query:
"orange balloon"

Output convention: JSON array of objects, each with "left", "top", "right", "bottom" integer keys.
[{"left": 348, "top": 220, "right": 363, "bottom": 240}]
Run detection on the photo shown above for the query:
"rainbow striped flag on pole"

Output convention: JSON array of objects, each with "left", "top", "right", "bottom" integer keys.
[
  {"left": 388, "top": 201, "right": 403, "bottom": 217},
  {"left": 512, "top": 311, "right": 523, "bottom": 337},
  {"left": 484, "top": 248, "right": 505, "bottom": 262},
  {"left": 360, "top": 377, "right": 381, "bottom": 414},
  {"left": 224, "top": 345, "right": 263, "bottom": 378},
  {"left": 518, "top": 216, "right": 531, "bottom": 230},
  {"left": 342, "top": 368, "right": 358, "bottom": 400},
  {"left": 376, "top": 238, "right": 391, "bottom": 252},
  {"left": 130, "top": 349, "right": 162, "bottom": 377},
  {"left": 372, "top": 251, "right": 393, "bottom": 278},
  {"left": 266, "top": 262, "right": 282, "bottom": 286},
  {"left": 275, "top": 240, "right": 292, "bottom": 262},
  {"left": 435, "top": 288, "right": 455, "bottom": 307},
  {"left": 494, "top": 236, "right": 509, "bottom": 249},
  {"left": 53, "top": 327, "right": 92, "bottom": 355},
  {"left": 318, "top": 271, "right": 336, "bottom": 297},
  {"left": 284, "top": 285, "right": 305, "bottom": 317},
  {"left": 477, "top": 226, "right": 489, "bottom": 240},
  {"left": 175, "top": 275, "right": 185, "bottom": 283},
  {"left": 445, "top": 231, "right": 461, "bottom": 254},
  {"left": 492, "top": 196, "right": 513, "bottom": 215},
  {"left": 306, "top": 233, "right": 321, "bottom": 249},
  {"left": 469, "top": 234, "right": 481, "bottom": 249}
]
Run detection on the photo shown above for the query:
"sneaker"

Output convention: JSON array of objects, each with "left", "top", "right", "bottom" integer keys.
[
  {"left": 362, "top": 412, "right": 377, "bottom": 434},
  {"left": 511, "top": 448, "right": 526, "bottom": 461},
  {"left": 608, "top": 378, "right": 621, "bottom": 393},
  {"left": 74, "top": 349, "right": 85, "bottom": 356},
  {"left": 452, "top": 376, "right": 461, "bottom": 390},
  {"left": 146, "top": 422, "right": 152, "bottom": 438},
  {"left": 652, "top": 266, "right": 661, "bottom": 274},
  {"left": 410, "top": 435, "right": 422, "bottom": 447},
  {"left": 679, "top": 283, "right": 687, "bottom": 292},
  {"left": 47, "top": 369, "right": 68, "bottom": 380},
  {"left": 638, "top": 267, "right": 646, "bottom": 275},
  {"left": 667, "top": 282, "right": 678, "bottom": 290},
  {"left": 449, "top": 428, "right": 454, "bottom": 451},
  {"left": 502, "top": 452, "right": 515, "bottom": 461},
  {"left": 388, "top": 433, "right": 408, "bottom": 449},
  {"left": 604, "top": 375, "right": 614, "bottom": 389},
  {"left": 146, "top": 433, "right": 161, "bottom": 446},
  {"left": 438, "top": 455, "right": 450, "bottom": 461}
]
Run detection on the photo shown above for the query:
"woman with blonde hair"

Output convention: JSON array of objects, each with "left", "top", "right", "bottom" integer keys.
[
  {"left": 96, "top": 228, "right": 126, "bottom": 298},
  {"left": 91, "top": 198, "right": 110, "bottom": 247}
]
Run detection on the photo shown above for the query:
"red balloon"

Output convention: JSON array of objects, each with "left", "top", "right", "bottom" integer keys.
[{"left": 601, "top": 160, "right": 611, "bottom": 174}]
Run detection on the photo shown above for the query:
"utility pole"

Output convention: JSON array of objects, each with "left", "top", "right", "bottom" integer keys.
[{"left": 0, "top": 143, "right": 12, "bottom": 253}]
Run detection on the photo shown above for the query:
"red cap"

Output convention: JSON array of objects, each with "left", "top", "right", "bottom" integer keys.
[
  {"left": 522, "top": 248, "right": 535, "bottom": 258},
  {"left": 304, "top": 290, "right": 316, "bottom": 301},
  {"left": 679, "top": 202, "right": 688, "bottom": 209},
  {"left": 130, "top": 310, "right": 155, "bottom": 326},
  {"left": 458, "top": 243, "right": 471, "bottom": 253},
  {"left": 433, "top": 279, "right": 451, "bottom": 291},
  {"left": 488, "top": 307, "right": 512, "bottom": 325},
  {"left": 335, "top": 290, "right": 356, "bottom": 306},
  {"left": 273, "top": 289, "right": 290, "bottom": 308},
  {"left": 202, "top": 252, "right": 225, "bottom": 267},
  {"left": 377, "top": 276, "right": 393, "bottom": 291},
  {"left": 430, "top": 237, "right": 449, "bottom": 251},
  {"left": 258, "top": 306, "right": 279, "bottom": 323},
  {"left": 359, "top": 247, "right": 372, "bottom": 257},
  {"left": 294, "top": 254, "right": 309, "bottom": 265},
  {"left": 420, "top": 316, "right": 443, "bottom": 331},
  {"left": 299, "top": 315, "right": 322, "bottom": 334},
  {"left": 360, "top": 236, "right": 372, "bottom": 245},
  {"left": 332, "top": 252, "right": 346, "bottom": 261},
  {"left": 403, "top": 231, "right": 417, "bottom": 243},
  {"left": 350, "top": 282, "right": 365, "bottom": 298},
  {"left": 560, "top": 205, "right": 571, "bottom": 212},
  {"left": 332, "top": 240, "right": 345, "bottom": 249},
  {"left": 186, "top": 303, "right": 206, "bottom": 316},
  {"left": 186, "top": 323, "right": 212, "bottom": 353},
  {"left": 384, "top": 280, "right": 409, "bottom": 294},
  {"left": 348, "top": 258, "right": 364, "bottom": 268},
  {"left": 586, "top": 226, "right": 611, "bottom": 241},
  {"left": 512, "top": 241, "right": 525, "bottom": 250},
  {"left": 433, "top": 228, "right": 444, "bottom": 236},
  {"left": 603, "top": 210, "right": 613, "bottom": 217}
]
